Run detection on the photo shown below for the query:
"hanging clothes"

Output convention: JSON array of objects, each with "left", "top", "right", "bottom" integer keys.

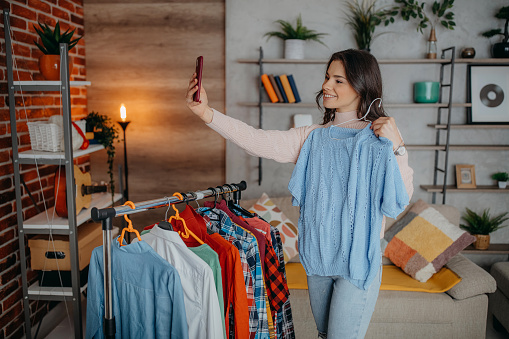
[
  {"left": 137, "top": 226, "right": 224, "bottom": 339},
  {"left": 86, "top": 237, "right": 189, "bottom": 339},
  {"left": 199, "top": 205, "right": 270, "bottom": 339}
]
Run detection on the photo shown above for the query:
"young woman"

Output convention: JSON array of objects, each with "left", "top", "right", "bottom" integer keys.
[{"left": 186, "top": 49, "right": 414, "bottom": 339}]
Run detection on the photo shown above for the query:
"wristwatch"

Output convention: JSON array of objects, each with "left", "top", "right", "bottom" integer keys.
[{"left": 394, "top": 142, "right": 407, "bottom": 156}]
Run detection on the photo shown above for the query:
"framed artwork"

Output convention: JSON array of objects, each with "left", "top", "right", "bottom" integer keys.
[
  {"left": 456, "top": 164, "right": 477, "bottom": 189},
  {"left": 467, "top": 64, "right": 509, "bottom": 124}
]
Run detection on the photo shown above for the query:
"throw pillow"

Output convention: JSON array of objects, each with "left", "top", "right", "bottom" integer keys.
[
  {"left": 382, "top": 199, "right": 475, "bottom": 283},
  {"left": 250, "top": 193, "right": 298, "bottom": 263}
]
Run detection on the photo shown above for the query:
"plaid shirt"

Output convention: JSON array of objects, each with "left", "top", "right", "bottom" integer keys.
[
  {"left": 200, "top": 208, "right": 270, "bottom": 339},
  {"left": 271, "top": 227, "right": 295, "bottom": 339}
]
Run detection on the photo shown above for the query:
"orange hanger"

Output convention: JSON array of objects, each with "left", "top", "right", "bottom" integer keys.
[
  {"left": 169, "top": 192, "right": 204, "bottom": 245},
  {"left": 118, "top": 201, "right": 142, "bottom": 247}
]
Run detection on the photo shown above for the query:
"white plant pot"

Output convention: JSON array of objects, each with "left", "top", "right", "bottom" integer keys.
[
  {"left": 284, "top": 39, "right": 305, "bottom": 60},
  {"left": 498, "top": 181, "right": 507, "bottom": 189}
]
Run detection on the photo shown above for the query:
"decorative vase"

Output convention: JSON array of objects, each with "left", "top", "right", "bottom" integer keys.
[
  {"left": 499, "top": 181, "right": 508, "bottom": 189},
  {"left": 460, "top": 47, "right": 476, "bottom": 58},
  {"left": 426, "top": 28, "right": 437, "bottom": 59},
  {"left": 492, "top": 42, "right": 509, "bottom": 58},
  {"left": 284, "top": 39, "right": 305, "bottom": 60},
  {"left": 39, "top": 55, "right": 74, "bottom": 80},
  {"left": 413, "top": 81, "right": 440, "bottom": 103},
  {"left": 473, "top": 234, "right": 490, "bottom": 250}
]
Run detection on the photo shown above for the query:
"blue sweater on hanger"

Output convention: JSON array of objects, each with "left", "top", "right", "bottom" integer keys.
[{"left": 288, "top": 124, "right": 409, "bottom": 290}]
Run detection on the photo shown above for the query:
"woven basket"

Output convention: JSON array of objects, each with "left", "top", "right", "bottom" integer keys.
[
  {"left": 27, "top": 121, "right": 63, "bottom": 152},
  {"left": 27, "top": 120, "right": 86, "bottom": 152}
]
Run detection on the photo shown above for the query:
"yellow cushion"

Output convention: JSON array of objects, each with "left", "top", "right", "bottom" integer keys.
[{"left": 286, "top": 263, "right": 461, "bottom": 293}]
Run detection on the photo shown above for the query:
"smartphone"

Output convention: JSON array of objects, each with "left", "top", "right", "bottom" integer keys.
[{"left": 193, "top": 56, "right": 204, "bottom": 102}]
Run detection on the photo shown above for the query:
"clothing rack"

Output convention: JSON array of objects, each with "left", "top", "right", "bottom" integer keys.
[{"left": 90, "top": 181, "right": 247, "bottom": 339}]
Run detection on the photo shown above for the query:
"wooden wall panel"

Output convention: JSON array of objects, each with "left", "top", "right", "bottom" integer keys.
[{"left": 84, "top": 0, "right": 225, "bottom": 226}]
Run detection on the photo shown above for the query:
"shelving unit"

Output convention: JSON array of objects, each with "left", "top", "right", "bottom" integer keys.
[
  {"left": 241, "top": 47, "right": 509, "bottom": 201},
  {"left": 4, "top": 9, "right": 121, "bottom": 339}
]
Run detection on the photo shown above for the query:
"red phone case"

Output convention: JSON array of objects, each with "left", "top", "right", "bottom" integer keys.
[{"left": 194, "top": 56, "right": 203, "bottom": 102}]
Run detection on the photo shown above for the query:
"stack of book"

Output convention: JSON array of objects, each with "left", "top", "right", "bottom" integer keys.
[{"left": 261, "top": 74, "right": 301, "bottom": 103}]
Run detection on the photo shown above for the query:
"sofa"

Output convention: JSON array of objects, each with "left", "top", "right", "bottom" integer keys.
[
  {"left": 241, "top": 196, "right": 497, "bottom": 339},
  {"left": 489, "top": 262, "right": 509, "bottom": 334}
]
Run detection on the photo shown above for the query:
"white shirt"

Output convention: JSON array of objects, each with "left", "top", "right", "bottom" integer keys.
[{"left": 138, "top": 225, "right": 223, "bottom": 339}]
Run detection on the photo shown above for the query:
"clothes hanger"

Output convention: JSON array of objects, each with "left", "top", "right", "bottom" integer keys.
[
  {"left": 118, "top": 201, "right": 142, "bottom": 247},
  {"left": 169, "top": 192, "right": 204, "bottom": 245},
  {"left": 158, "top": 197, "right": 174, "bottom": 231},
  {"left": 198, "top": 187, "right": 221, "bottom": 221},
  {"left": 225, "top": 183, "right": 256, "bottom": 218},
  {"left": 329, "top": 97, "right": 382, "bottom": 140}
]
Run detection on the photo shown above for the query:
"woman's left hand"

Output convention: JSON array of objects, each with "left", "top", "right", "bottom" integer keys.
[{"left": 371, "top": 117, "right": 403, "bottom": 151}]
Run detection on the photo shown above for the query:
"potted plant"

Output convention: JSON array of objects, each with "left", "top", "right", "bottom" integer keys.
[
  {"left": 481, "top": 6, "right": 509, "bottom": 58},
  {"left": 343, "top": 0, "right": 399, "bottom": 52},
  {"left": 491, "top": 172, "right": 509, "bottom": 189},
  {"left": 85, "top": 112, "right": 119, "bottom": 203},
  {"left": 33, "top": 21, "right": 82, "bottom": 80},
  {"left": 264, "top": 14, "right": 327, "bottom": 59},
  {"left": 460, "top": 208, "right": 508, "bottom": 250},
  {"left": 395, "top": 0, "right": 455, "bottom": 58}
]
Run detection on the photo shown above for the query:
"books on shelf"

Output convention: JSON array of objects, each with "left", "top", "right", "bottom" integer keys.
[{"left": 261, "top": 73, "right": 301, "bottom": 104}]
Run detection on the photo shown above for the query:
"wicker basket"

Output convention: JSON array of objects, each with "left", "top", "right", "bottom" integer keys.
[
  {"left": 27, "top": 121, "right": 63, "bottom": 152},
  {"left": 27, "top": 120, "right": 87, "bottom": 152}
]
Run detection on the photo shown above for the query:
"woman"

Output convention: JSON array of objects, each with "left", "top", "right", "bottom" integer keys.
[{"left": 186, "top": 49, "right": 414, "bottom": 338}]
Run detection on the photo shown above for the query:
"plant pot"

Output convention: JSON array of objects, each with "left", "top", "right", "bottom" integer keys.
[
  {"left": 414, "top": 82, "right": 440, "bottom": 103},
  {"left": 492, "top": 42, "right": 509, "bottom": 58},
  {"left": 498, "top": 181, "right": 508, "bottom": 189},
  {"left": 39, "top": 55, "right": 74, "bottom": 81},
  {"left": 284, "top": 39, "right": 305, "bottom": 60},
  {"left": 473, "top": 234, "right": 490, "bottom": 250}
]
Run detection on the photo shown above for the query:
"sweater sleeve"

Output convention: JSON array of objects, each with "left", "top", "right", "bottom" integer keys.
[{"left": 206, "top": 108, "right": 319, "bottom": 164}]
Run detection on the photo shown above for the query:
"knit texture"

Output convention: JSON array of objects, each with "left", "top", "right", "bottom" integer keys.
[{"left": 288, "top": 125, "right": 409, "bottom": 289}]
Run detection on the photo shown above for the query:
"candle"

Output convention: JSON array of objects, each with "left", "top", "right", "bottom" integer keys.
[{"left": 120, "top": 104, "right": 126, "bottom": 122}]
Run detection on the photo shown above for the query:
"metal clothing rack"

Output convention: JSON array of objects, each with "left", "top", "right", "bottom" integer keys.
[{"left": 91, "top": 181, "right": 248, "bottom": 339}]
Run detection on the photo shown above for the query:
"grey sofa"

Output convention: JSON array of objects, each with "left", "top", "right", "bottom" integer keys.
[
  {"left": 489, "top": 262, "right": 509, "bottom": 334},
  {"left": 241, "top": 196, "right": 497, "bottom": 339}
]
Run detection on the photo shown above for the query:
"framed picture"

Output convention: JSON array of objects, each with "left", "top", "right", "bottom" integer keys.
[
  {"left": 456, "top": 164, "right": 477, "bottom": 189},
  {"left": 467, "top": 64, "right": 509, "bottom": 124}
]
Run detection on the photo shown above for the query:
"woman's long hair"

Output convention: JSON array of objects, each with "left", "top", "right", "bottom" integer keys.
[{"left": 316, "top": 49, "right": 388, "bottom": 125}]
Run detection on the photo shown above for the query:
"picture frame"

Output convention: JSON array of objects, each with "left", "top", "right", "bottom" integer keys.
[
  {"left": 456, "top": 164, "right": 477, "bottom": 189},
  {"left": 467, "top": 64, "right": 509, "bottom": 124}
]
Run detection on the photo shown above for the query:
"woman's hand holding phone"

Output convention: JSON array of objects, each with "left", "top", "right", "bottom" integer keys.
[{"left": 186, "top": 67, "right": 213, "bottom": 124}]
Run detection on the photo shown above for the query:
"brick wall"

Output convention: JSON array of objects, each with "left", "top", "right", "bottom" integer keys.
[{"left": 0, "top": 0, "right": 87, "bottom": 338}]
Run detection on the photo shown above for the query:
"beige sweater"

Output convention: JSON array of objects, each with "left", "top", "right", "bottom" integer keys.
[{"left": 206, "top": 108, "right": 414, "bottom": 236}]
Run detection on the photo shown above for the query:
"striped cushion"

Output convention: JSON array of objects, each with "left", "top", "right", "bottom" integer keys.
[{"left": 381, "top": 199, "right": 475, "bottom": 282}]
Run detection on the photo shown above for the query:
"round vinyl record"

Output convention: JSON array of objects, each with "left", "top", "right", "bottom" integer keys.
[{"left": 479, "top": 84, "right": 504, "bottom": 108}]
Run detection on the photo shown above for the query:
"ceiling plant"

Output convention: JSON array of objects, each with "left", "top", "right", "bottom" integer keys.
[
  {"left": 394, "top": 0, "right": 455, "bottom": 58},
  {"left": 264, "top": 14, "right": 327, "bottom": 59},
  {"left": 481, "top": 6, "right": 509, "bottom": 58},
  {"left": 343, "top": 0, "right": 399, "bottom": 52},
  {"left": 33, "top": 21, "right": 83, "bottom": 80}
]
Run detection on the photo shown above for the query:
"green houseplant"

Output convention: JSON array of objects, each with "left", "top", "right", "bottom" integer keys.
[
  {"left": 481, "top": 6, "right": 509, "bottom": 58},
  {"left": 491, "top": 171, "right": 509, "bottom": 189},
  {"left": 85, "top": 112, "right": 119, "bottom": 203},
  {"left": 343, "top": 0, "right": 399, "bottom": 51},
  {"left": 395, "top": 0, "right": 455, "bottom": 58},
  {"left": 460, "top": 208, "right": 508, "bottom": 250},
  {"left": 33, "top": 21, "right": 82, "bottom": 80},
  {"left": 264, "top": 14, "right": 327, "bottom": 59}
]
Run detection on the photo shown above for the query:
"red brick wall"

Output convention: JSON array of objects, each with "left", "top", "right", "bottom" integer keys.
[{"left": 0, "top": 0, "right": 87, "bottom": 337}]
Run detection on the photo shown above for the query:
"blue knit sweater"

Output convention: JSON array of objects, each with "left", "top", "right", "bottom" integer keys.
[{"left": 288, "top": 124, "right": 409, "bottom": 289}]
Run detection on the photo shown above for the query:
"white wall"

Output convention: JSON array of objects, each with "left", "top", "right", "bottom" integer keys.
[{"left": 224, "top": 0, "right": 509, "bottom": 246}]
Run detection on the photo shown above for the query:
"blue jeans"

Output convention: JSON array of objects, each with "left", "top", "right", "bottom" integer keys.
[{"left": 307, "top": 264, "right": 382, "bottom": 339}]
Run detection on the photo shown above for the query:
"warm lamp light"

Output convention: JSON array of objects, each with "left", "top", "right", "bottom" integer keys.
[{"left": 120, "top": 104, "right": 126, "bottom": 122}]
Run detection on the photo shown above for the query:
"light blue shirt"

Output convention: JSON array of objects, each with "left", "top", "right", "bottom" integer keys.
[
  {"left": 288, "top": 125, "right": 409, "bottom": 289},
  {"left": 86, "top": 237, "right": 189, "bottom": 339}
]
